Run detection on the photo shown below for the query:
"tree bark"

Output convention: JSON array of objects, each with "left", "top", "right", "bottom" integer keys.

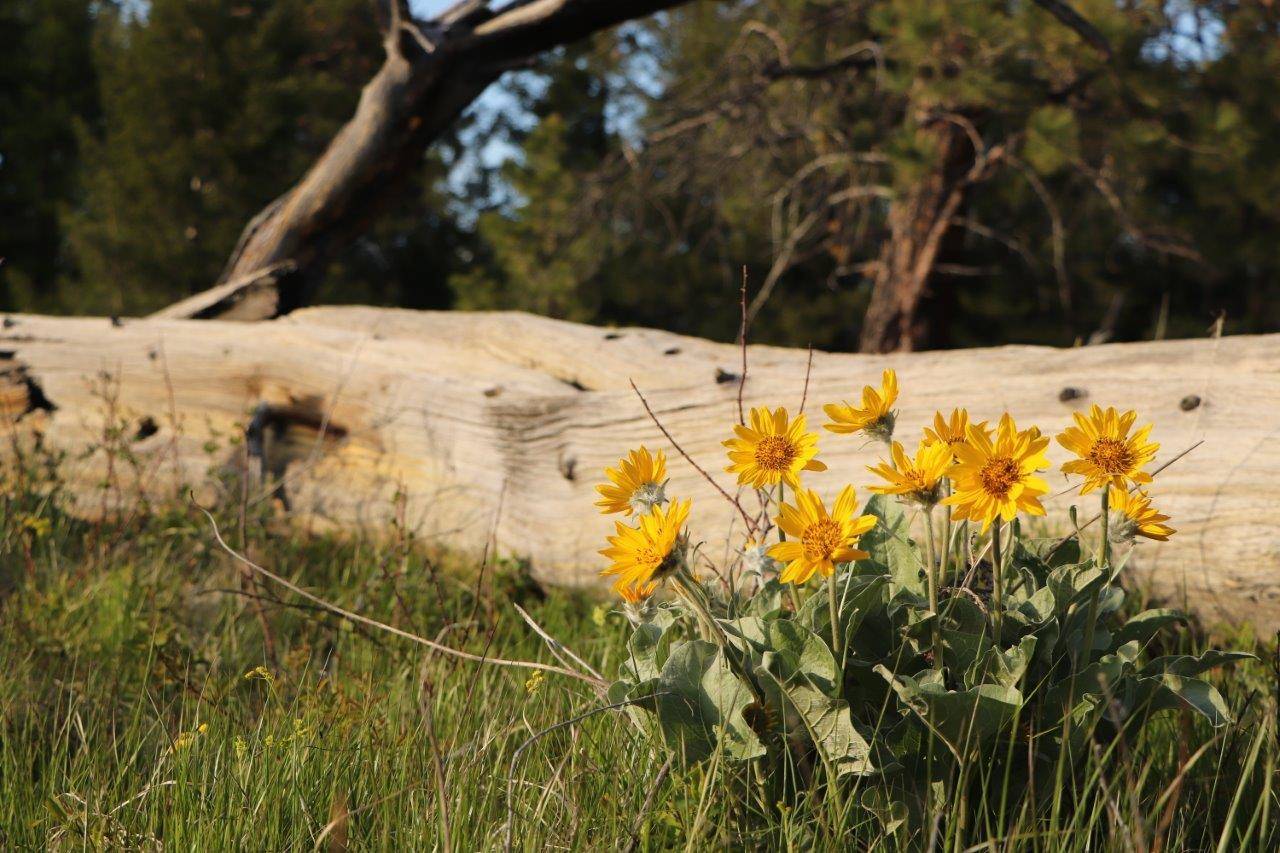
[
  {"left": 164, "top": 0, "right": 704, "bottom": 321},
  {"left": 4, "top": 307, "right": 1278, "bottom": 631},
  {"left": 858, "top": 118, "right": 974, "bottom": 353}
]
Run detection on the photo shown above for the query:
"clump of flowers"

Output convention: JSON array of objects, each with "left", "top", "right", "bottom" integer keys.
[{"left": 597, "top": 371, "right": 1247, "bottom": 837}]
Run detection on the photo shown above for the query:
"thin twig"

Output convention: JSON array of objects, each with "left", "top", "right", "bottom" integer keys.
[
  {"left": 513, "top": 603, "right": 605, "bottom": 683},
  {"left": 737, "top": 266, "right": 749, "bottom": 426},
  {"left": 193, "top": 500, "right": 605, "bottom": 688},
  {"left": 630, "top": 380, "right": 757, "bottom": 535},
  {"left": 799, "top": 343, "right": 814, "bottom": 415}
]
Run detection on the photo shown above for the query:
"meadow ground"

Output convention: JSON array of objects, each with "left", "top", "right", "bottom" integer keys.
[{"left": 1, "top": 490, "right": 1276, "bottom": 850}]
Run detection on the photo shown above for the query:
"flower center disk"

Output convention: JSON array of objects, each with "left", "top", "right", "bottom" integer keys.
[
  {"left": 1088, "top": 437, "right": 1135, "bottom": 474},
  {"left": 754, "top": 434, "right": 798, "bottom": 471},
  {"left": 979, "top": 457, "right": 1021, "bottom": 499},
  {"left": 801, "top": 518, "right": 843, "bottom": 561}
]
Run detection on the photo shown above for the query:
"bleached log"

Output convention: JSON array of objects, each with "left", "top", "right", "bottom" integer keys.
[{"left": 2, "top": 307, "right": 1276, "bottom": 630}]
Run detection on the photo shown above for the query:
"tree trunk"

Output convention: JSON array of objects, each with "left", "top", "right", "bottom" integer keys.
[
  {"left": 161, "top": 0, "right": 703, "bottom": 322},
  {"left": 858, "top": 118, "right": 974, "bottom": 353},
  {"left": 4, "top": 307, "right": 1278, "bottom": 632}
]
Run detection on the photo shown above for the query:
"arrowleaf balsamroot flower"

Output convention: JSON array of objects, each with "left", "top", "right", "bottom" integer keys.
[
  {"left": 868, "top": 439, "right": 954, "bottom": 507},
  {"left": 944, "top": 414, "right": 1050, "bottom": 532},
  {"left": 823, "top": 369, "right": 898, "bottom": 442},
  {"left": 595, "top": 446, "right": 668, "bottom": 516},
  {"left": 1108, "top": 486, "right": 1175, "bottom": 543},
  {"left": 922, "top": 408, "right": 988, "bottom": 458},
  {"left": 724, "top": 406, "right": 826, "bottom": 489},
  {"left": 600, "top": 499, "right": 691, "bottom": 597},
  {"left": 614, "top": 578, "right": 660, "bottom": 603},
  {"left": 1056, "top": 405, "right": 1159, "bottom": 495},
  {"left": 768, "top": 486, "right": 877, "bottom": 584}
]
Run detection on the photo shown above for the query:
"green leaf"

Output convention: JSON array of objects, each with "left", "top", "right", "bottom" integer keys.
[
  {"left": 1112, "top": 609, "right": 1184, "bottom": 650},
  {"left": 1043, "top": 642, "right": 1141, "bottom": 710},
  {"left": 856, "top": 495, "right": 925, "bottom": 599},
  {"left": 969, "top": 636, "right": 1037, "bottom": 689},
  {"left": 1130, "top": 674, "right": 1234, "bottom": 727},
  {"left": 799, "top": 573, "right": 891, "bottom": 648},
  {"left": 876, "top": 665, "right": 1023, "bottom": 758},
  {"left": 655, "top": 640, "right": 765, "bottom": 764},
  {"left": 756, "top": 651, "right": 875, "bottom": 776},
  {"left": 1038, "top": 535, "right": 1080, "bottom": 568},
  {"left": 622, "top": 608, "right": 678, "bottom": 682},
  {"left": 1141, "top": 650, "right": 1256, "bottom": 679},
  {"left": 746, "top": 579, "right": 787, "bottom": 617}
]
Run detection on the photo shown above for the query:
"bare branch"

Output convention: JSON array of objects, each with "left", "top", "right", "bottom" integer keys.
[{"left": 1031, "top": 0, "right": 1112, "bottom": 58}]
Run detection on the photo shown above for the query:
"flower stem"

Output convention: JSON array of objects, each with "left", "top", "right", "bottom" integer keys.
[
  {"left": 990, "top": 517, "right": 1004, "bottom": 642},
  {"left": 828, "top": 570, "right": 842, "bottom": 663},
  {"left": 923, "top": 506, "right": 943, "bottom": 672},
  {"left": 1079, "top": 489, "right": 1110, "bottom": 668},
  {"left": 938, "top": 480, "right": 953, "bottom": 585},
  {"left": 1098, "top": 488, "right": 1111, "bottom": 569}
]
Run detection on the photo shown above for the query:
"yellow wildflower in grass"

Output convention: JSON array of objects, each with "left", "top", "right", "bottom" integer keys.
[
  {"left": 943, "top": 414, "right": 1051, "bottom": 532},
  {"left": 867, "top": 439, "right": 954, "bottom": 507},
  {"left": 1056, "top": 405, "right": 1159, "bottom": 495},
  {"left": 767, "top": 486, "right": 877, "bottom": 584},
  {"left": 922, "top": 408, "right": 988, "bottom": 457},
  {"left": 1108, "top": 486, "right": 1175, "bottom": 542},
  {"left": 723, "top": 406, "right": 827, "bottom": 490},
  {"left": 823, "top": 369, "right": 898, "bottom": 441},
  {"left": 600, "top": 499, "right": 691, "bottom": 597},
  {"left": 595, "top": 446, "right": 668, "bottom": 515}
]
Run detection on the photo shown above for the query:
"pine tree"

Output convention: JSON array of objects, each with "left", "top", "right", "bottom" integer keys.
[
  {"left": 64, "top": 0, "right": 468, "bottom": 315},
  {"left": 0, "top": 0, "right": 100, "bottom": 312}
]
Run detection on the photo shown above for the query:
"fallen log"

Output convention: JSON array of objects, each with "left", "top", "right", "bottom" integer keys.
[{"left": 2, "top": 307, "right": 1277, "bottom": 630}]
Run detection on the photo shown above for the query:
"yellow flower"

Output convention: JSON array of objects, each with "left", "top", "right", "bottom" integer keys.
[
  {"left": 943, "top": 414, "right": 1050, "bottom": 532},
  {"left": 600, "top": 499, "right": 691, "bottom": 596},
  {"left": 867, "top": 439, "right": 954, "bottom": 507},
  {"left": 823, "top": 369, "right": 898, "bottom": 441},
  {"left": 595, "top": 446, "right": 668, "bottom": 516},
  {"left": 922, "top": 409, "right": 989, "bottom": 458},
  {"left": 1108, "top": 487, "right": 1175, "bottom": 542},
  {"left": 171, "top": 723, "right": 208, "bottom": 753},
  {"left": 1056, "top": 405, "right": 1159, "bottom": 495},
  {"left": 723, "top": 407, "right": 827, "bottom": 490},
  {"left": 767, "top": 486, "right": 877, "bottom": 584},
  {"left": 614, "top": 578, "right": 660, "bottom": 603}
]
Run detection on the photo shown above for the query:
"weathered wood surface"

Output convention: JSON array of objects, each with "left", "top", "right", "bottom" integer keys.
[{"left": 2, "top": 308, "right": 1277, "bottom": 629}]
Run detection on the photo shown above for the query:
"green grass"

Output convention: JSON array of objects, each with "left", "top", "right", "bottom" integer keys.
[{"left": 1, "top": 488, "right": 1277, "bottom": 850}]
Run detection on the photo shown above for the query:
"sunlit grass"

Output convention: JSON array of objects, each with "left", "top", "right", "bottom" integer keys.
[{"left": 1, "top": 488, "right": 1275, "bottom": 849}]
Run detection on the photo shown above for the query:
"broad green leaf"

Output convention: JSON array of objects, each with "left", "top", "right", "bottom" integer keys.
[
  {"left": 1038, "top": 535, "right": 1080, "bottom": 568},
  {"left": 799, "top": 572, "right": 890, "bottom": 645},
  {"left": 856, "top": 495, "right": 925, "bottom": 599},
  {"left": 746, "top": 578, "right": 786, "bottom": 617},
  {"left": 969, "top": 636, "right": 1037, "bottom": 689},
  {"left": 655, "top": 640, "right": 765, "bottom": 764},
  {"left": 1043, "top": 641, "right": 1141, "bottom": 709},
  {"left": 757, "top": 651, "right": 875, "bottom": 776},
  {"left": 876, "top": 665, "right": 1023, "bottom": 758},
  {"left": 765, "top": 619, "right": 838, "bottom": 694},
  {"left": 623, "top": 608, "right": 678, "bottom": 682},
  {"left": 1130, "top": 674, "right": 1234, "bottom": 726},
  {"left": 1113, "top": 609, "right": 1184, "bottom": 650},
  {"left": 1141, "top": 650, "right": 1256, "bottom": 678}
]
